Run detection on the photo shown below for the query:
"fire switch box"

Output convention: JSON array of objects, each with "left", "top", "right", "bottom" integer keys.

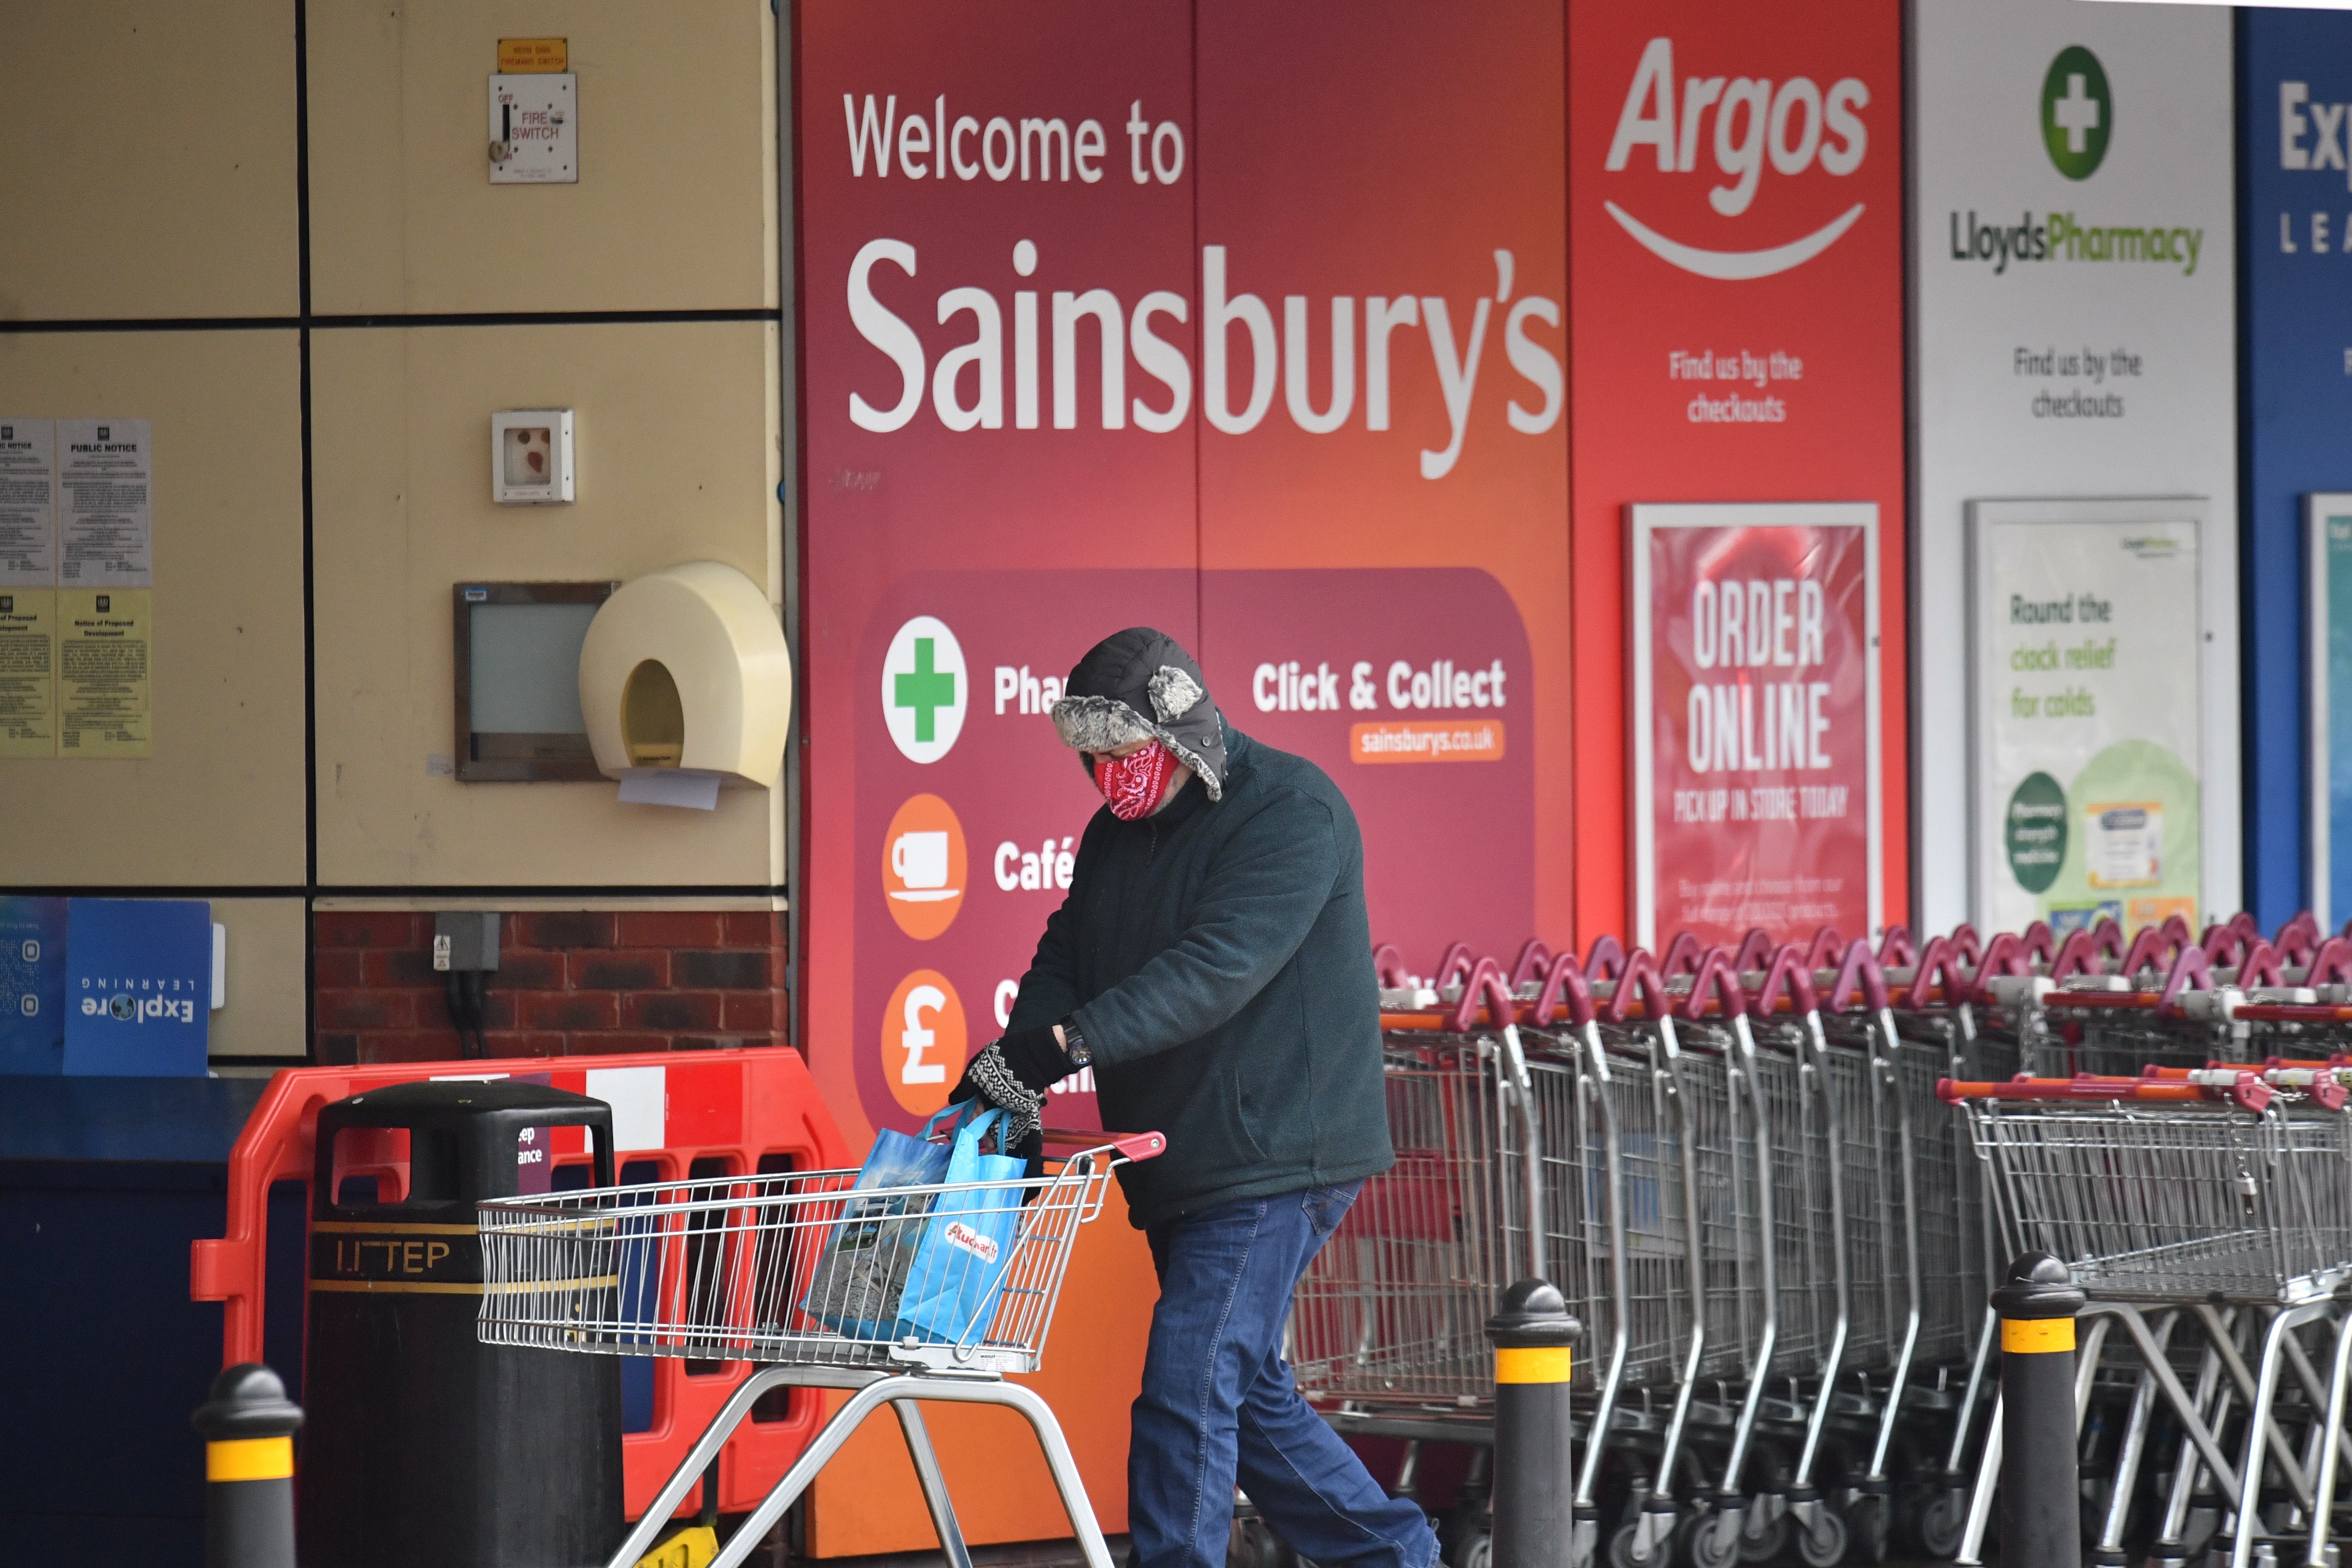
[{"left": 488, "top": 73, "right": 577, "bottom": 183}]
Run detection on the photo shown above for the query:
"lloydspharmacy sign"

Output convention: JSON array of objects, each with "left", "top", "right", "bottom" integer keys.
[{"left": 1948, "top": 46, "right": 2206, "bottom": 277}]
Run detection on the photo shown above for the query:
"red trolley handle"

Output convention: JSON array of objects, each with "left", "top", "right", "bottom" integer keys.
[
  {"left": 1936, "top": 1073, "right": 2271, "bottom": 1112},
  {"left": 1531, "top": 951, "right": 1596, "bottom": 1029},
  {"left": 2156, "top": 946, "right": 2216, "bottom": 1018},
  {"left": 1730, "top": 927, "right": 1778, "bottom": 975},
  {"left": 1829, "top": 939, "right": 1892, "bottom": 1015},
  {"left": 1750, "top": 943, "right": 1820, "bottom": 1020},
  {"left": 2235, "top": 939, "right": 2287, "bottom": 991},
  {"left": 1431, "top": 942, "right": 1478, "bottom": 994},
  {"left": 1658, "top": 931, "right": 1705, "bottom": 980},
  {"left": 1804, "top": 926, "right": 1847, "bottom": 971},
  {"left": 2047, "top": 928, "right": 2102, "bottom": 983},
  {"left": 1446, "top": 957, "right": 1520, "bottom": 1034},
  {"left": 1370, "top": 943, "right": 1410, "bottom": 988},
  {"left": 1903, "top": 933, "right": 1966, "bottom": 1008},
  {"left": 1968, "top": 931, "right": 2033, "bottom": 1005},
  {"left": 1583, "top": 933, "right": 1627, "bottom": 985},
  {"left": 1948, "top": 924, "right": 1984, "bottom": 966},
  {"left": 2308, "top": 936, "right": 2352, "bottom": 989},
  {"left": 1679, "top": 947, "right": 1749, "bottom": 1023},
  {"left": 1508, "top": 939, "right": 1553, "bottom": 993},
  {"left": 1601, "top": 949, "right": 1674, "bottom": 1027},
  {"left": 1876, "top": 924, "right": 1918, "bottom": 969},
  {"left": 1041, "top": 1127, "right": 1167, "bottom": 1162},
  {"left": 2019, "top": 921, "right": 2057, "bottom": 964},
  {"left": 2275, "top": 910, "right": 2322, "bottom": 967}
]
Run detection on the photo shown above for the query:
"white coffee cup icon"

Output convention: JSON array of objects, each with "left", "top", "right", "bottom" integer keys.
[{"left": 890, "top": 830, "right": 955, "bottom": 900}]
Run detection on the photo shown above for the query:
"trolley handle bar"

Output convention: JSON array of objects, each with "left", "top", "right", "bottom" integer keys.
[
  {"left": 1748, "top": 943, "right": 1818, "bottom": 1021},
  {"left": 1042, "top": 1127, "right": 1166, "bottom": 1163},
  {"left": 1936, "top": 1073, "right": 2272, "bottom": 1112}
]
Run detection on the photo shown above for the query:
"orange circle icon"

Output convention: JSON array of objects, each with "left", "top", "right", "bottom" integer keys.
[
  {"left": 882, "top": 970, "right": 967, "bottom": 1118},
  {"left": 882, "top": 794, "right": 968, "bottom": 940}
]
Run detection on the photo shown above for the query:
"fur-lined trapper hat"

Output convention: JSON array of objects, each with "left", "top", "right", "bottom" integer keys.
[{"left": 1050, "top": 627, "right": 1227, "bottom": 801}]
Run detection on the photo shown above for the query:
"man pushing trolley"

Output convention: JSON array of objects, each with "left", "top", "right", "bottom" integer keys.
[{"left": 951, "top": 626, "right": 1438, "bottom": 1568}]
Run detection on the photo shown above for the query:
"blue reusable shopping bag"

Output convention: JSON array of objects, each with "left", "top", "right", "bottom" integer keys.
[{"left": 801, "top": 1102, "right": 1024, "bottom": 1345}]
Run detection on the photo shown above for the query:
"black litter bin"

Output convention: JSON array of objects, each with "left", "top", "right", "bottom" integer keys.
[{"left": 298, "top": 1079, "right": 624, "bottom": 1568}]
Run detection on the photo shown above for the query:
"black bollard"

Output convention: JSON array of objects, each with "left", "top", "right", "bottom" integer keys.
[
  {"left": 1993, "top": 1251, "right": 2088, "bottom": 1568},
  {"left": 1486, "top": 1278, "right": 1582, "bottom": 1568},
  {"left": 192, "top": 1362, "right": 303, "bottom": 1568}
]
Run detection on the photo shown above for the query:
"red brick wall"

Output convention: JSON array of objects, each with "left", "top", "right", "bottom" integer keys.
[{"left": 313, "top": 910, "right": 789, "bottom": 1064}]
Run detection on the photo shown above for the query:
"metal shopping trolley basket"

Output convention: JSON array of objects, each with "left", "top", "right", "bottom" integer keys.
[
  {"left": 477, "top": 1124, "right": 1165, "bottom": 1568},
  {"left": 1939, "top": 1070, "right": 2352, "bottom": 1568}
]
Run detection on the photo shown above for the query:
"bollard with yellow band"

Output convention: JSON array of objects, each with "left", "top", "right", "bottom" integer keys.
[
  {"left": 1485, "top": 1278, "right": 1582, "bottom": 1568},
  {"left": 192, "top": 1362, "right": 302, "bottom": 1568},
  {"left": 1992, "top": 1250, "right": 2088, "bottom": 1568}
]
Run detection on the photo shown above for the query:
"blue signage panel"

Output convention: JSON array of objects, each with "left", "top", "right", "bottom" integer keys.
[
  {"left": 61, "top": 898, "right": 210, "bottom": 1076},
  {"left": 2240, "top": 11, "right": 2352, "bottom": 923},
  {"left": 0, "top": 896, "right": 69, "bottom": 1075}
]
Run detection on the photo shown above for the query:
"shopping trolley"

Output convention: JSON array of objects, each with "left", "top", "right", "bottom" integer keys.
[
  {"left": 476, "top": 1124, "right": 1165, "bottom": 1568},
  {"left": 1940, "top": 1070, "right": 2352, "bottom": 1568}
]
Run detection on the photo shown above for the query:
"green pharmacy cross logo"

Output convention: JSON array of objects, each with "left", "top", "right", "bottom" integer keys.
[
  {"left": 895, "top": 639, "right": 956, "bottom": 743},
  {"left": 2041, "top": 46, "right": 2111, "bottom": 181},
  {"left": 881, "top": 614, "right": 968, "bottom": 765}
]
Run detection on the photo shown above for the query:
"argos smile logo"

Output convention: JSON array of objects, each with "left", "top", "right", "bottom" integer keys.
[{"left": 1603, "top": 38, "right": 1873, "bottom": 281}]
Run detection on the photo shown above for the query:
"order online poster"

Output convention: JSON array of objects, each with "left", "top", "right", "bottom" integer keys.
[
  {"left": 1913, "top": 0, "right": 2237, "bottom": 933},
  {"left": 1969, "top": 505, "right": 2202, "bottom": 934},
  {"left": 1631, "top": 506, "right": 1878, "bottom": 948}
]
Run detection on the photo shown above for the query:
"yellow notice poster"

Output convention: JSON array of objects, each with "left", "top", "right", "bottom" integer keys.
[
  {"left": 0, "top": 588, "right": 56, "bottom": 758},
  {"left": 58, "top": 588, "right": 150, "bottom": 758}
]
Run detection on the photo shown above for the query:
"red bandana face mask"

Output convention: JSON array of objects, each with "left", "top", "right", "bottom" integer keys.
[{"left": 1094, "top": 741, "right": 1176, "bottom": 821}]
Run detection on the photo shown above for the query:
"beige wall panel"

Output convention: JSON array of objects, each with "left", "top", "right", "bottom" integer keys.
[
  {"left": 308, "top": 0, "right": 777, "bottom": 316},
  {"left": 209, "top": 896, "right": 308, "bottom": 1058},
  {"left": 0, "top": 331, "right": 306, "bottom": 884},
  {"left": 0, "top": 2, "right": 298, "bottom": 320},
  {"left": 312, "top": 320, "right": 783, "bottom": 887}
]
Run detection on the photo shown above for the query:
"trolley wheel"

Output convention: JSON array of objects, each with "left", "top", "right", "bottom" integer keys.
[
  {"left": 1228, "top": 1517, "right": 1280, "bottom": 1568},
  {"left": 1611, "top": 1520, "right": 1668, "bottom": 1568},
  {"left": 1794, "top": 1508, "right": 1846, "bottom": 1568},
  {"left": 1684, "top": 1510, "right": 1742, "bottom": 1568},
  {"left": 1916, "top": 1486, "right": 1968, "bottom": 1561},
  {"left": 1735, "top": 1510, "right": 1788, "bottom": 1564},
  {"left": 1456, "top": 1525, "right": 1493, "bottom": 1568},
  {"left": 1441, "top": 1499, "right": 1490, "bottom": 1566},
  {"left": 1841, "top": 1494, "right": 1889, "bottom": 1565}
]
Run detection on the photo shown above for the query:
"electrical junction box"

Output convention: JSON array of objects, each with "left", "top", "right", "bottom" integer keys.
[
  {"left": 491, "top": 410, "right": 574, "bottom": 504},
  {"left": 432, "top": 912, "right": 501, "bottom": 974},
  {"left": 488, "top": 72, "right": 577, "bottom": 183}
]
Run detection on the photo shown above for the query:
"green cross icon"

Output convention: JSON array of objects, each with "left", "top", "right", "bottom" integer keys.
[{"left": 894, "top": 637, "right": 957, "bottom": 742}]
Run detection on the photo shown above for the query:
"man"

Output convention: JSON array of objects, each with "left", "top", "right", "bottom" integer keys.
[{"left": 953, "top": 626, "right": 1436, "bottom": 1568}]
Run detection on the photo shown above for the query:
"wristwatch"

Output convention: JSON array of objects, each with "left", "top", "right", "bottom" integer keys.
[{"left": 1058, "top": 1016, "right": 1093, "bottom": 1067}]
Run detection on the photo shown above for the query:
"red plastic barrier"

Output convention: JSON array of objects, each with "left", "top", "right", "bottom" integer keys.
[{"left": 189, "top": 1047, "right": 854, "bottom": 1522}]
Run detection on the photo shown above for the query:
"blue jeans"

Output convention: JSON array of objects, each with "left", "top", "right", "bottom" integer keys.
[{"left": 1131, "top": 1181, "right": 1439, "bottom": 1568}]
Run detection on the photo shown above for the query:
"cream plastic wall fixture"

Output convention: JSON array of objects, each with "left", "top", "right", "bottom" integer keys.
[{"left": 577, "top": 561, "right": 792, "bottom": 789}]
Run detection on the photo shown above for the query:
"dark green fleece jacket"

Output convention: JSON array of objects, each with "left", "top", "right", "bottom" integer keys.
[{"left": 1007, "top": 726, "right": 1394, "bottom": 1228}]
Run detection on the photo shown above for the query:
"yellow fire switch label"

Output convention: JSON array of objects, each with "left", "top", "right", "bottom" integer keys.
[
  {"left": 0, "top": 588, "right": 56, "bottom": 758},
  {"left": 58, "top": 587, "right": 150, "bottom": 758},
  {"left": 498, "top": 38, "right": 567, "bottom": 72}
]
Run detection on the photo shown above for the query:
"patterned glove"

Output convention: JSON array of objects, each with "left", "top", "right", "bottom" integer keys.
[{"left": 949, "top": 1025, "right": 1072, "bottom": 1158}]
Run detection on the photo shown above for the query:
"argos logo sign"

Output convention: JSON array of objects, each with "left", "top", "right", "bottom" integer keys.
[{"left": 1603, "top": 38, "right": 1872, "bottom": 280}]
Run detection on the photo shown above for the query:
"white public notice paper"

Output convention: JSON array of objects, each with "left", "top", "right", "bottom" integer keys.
[
  {"left": 57, "top": 419, "right": 151, "bottom": 588},
  {"left": 0, "top": 419, "right": 57, "bottom": 588}
]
